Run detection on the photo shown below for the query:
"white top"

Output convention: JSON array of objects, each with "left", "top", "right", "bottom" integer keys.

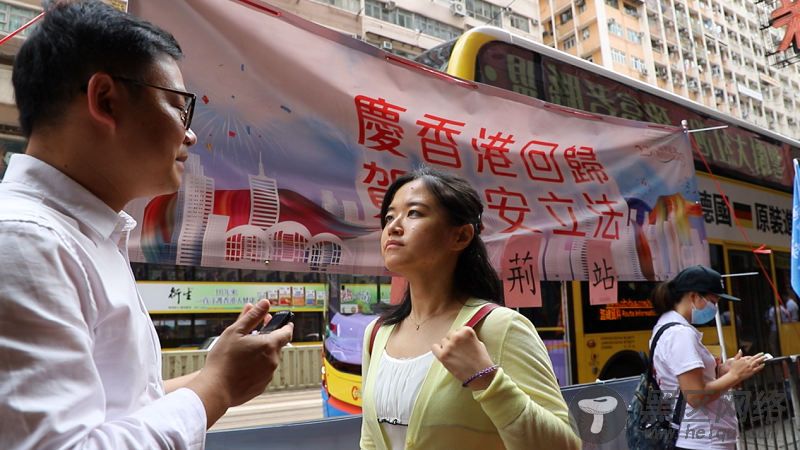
[
  {"left": 651, "top": 311, "right": 738, "bottom": 450},
  {"left": 374, "top": 350, "right": 435, "bottom": 449},
  {"left": 0, "top": 155, "right": 206, "bottom": 450}
]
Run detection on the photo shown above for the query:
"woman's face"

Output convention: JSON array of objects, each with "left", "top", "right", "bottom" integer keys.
[{"left": 381, "top": 179, "right": 466, "bottom": 277}]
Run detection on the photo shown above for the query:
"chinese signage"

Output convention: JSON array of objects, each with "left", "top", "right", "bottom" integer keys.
[
  {"left": 339, "top": 283, "right": 391, "bottom": 314},
  {"left": 696, "top": 173, "right": 792, "bottom": 249},
  {"left": 770, "top": 0, "right": 800, "bottom": 53},
  {"left": 129, "top": 0, "right": 707, "bottom": 282},
  {"left": 477, "top": 41, "right": 794, "bottom": 189},
  {"left": 137, "top": 282, "right": 327, "bottom": 312},
  {"left": 596, "top": 300, "right": 658, "bottom": 322}
]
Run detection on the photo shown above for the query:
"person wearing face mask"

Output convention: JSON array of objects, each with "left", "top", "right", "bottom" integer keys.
[{"left": 649, "top": 265, "right": 768, "bottom": 450}]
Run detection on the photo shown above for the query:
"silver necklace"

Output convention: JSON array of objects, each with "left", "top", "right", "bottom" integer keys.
[{"left": 407, "top": 306, "right": 450, "bottom": 330}]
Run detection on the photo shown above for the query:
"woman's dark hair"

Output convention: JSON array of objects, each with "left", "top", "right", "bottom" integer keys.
[
  {"left": 378, "top": 167, "right": 502, "bottom": 326},
  {"left": 650, "top": 280, "right": 684, "bottom": 315},
  {"left": 13, "top": 0, "right": 184, "bottom": 137}
]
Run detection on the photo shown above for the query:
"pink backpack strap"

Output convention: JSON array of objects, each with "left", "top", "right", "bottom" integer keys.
[{"left": 369, "top": 303, "right": 500, "bottom": 354}]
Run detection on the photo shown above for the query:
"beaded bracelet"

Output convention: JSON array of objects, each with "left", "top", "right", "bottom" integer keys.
[{"left": 462, "top": 364, "right": 499, "bottom": 387}]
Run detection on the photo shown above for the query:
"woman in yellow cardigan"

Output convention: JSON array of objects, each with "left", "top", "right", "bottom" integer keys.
[{"left": 360, "top": 167, "right": 581, "bottom": 450}]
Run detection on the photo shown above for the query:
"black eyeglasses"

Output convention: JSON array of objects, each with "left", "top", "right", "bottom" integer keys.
[{"left": 112, "top": 76, "right": 196, "bottom": 130}]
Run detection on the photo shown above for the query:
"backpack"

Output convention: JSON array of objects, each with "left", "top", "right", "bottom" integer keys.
[
  {"left": 369, "top": 302, "right": 499, "bottom": 354},
  {"left": 626, "top": 322, "right": 684, "bottom": 450}
]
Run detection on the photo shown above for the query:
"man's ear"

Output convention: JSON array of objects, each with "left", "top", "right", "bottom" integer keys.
[
  {"left": 452, "top": 223, "right": 475, "bottom": 252},
  {"left": 85, "top": 73, "right": 119, "bottom": 131}
]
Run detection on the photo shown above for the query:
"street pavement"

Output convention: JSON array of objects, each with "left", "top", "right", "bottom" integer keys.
[{"left": 210, "top": 388, "right": 324, "bottom": 431}]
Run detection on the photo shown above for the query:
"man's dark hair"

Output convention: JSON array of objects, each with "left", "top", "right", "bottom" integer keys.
[{"left": 12, "top": 0, "right": 184, "bottom": 137}]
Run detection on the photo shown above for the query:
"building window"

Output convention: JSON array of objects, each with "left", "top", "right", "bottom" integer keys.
[
  {"left": 579, "top": 3, "right": 587, "bottom": 13},
  {"left": 631, "top": 56, "right": 646, "bottom": 71},
  {"left": 611, "top": 48, "right": 626, "bottom": 64},
  {"left": 581, "top": 27, "right": 590, "bottom": 40},
  {"left": 466, "top": 0, "right": 503, "bottom": 27},
  {"left": 0, "top": 4, "right": 39, "bottom": 36},
  {"left": 509, "top": 14, "right": 530, "bottom": 32},
  {"left": 623, "top": 3, "right": 638, "bottom": 16},
  {"left": 560, "top": 9, "right": 573, "bottom": 25},
  {"left": 609, "top": 22, "right": 623, "bottom": 36},
  {"left": 605, "top": 0, "right": 619, "bottom": 9},
  {"left": 416, "top": 15, "right": 463, "bottom": 40},
  {"left": 563, "top": 36, "right": 576, "bottom": 50},
  {"left": 627, "top": 28, "right": 642, "bottom": 44},
  {"left": 365, "top": 0, "right": 462, "bottom": 40}
]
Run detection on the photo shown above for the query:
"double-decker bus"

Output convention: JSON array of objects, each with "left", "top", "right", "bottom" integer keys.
[{"left": 321, "top": 25, "right": 800, "bottom": 416}]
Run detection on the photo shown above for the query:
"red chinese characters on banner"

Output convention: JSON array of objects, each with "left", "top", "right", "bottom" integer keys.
[
  {"left": 416, "top": 114, "right": 464, "bottom": 168},
  {"left": 584, "top": 193, "right": 624, "bottom": 239},
  {"left": 520, "top": 140, "right": 564, "bottom": 183},
  {"left": 587, "top": 240, "right": 618, "bottom": 305},
  {"left": 362, "top": 161, "right": 406, "bottom": 217},
  {"left": 501, "top": 234, "right": 543, "bottom": 308},
  {"left": 564, "top": 146, "right": 609, "bottom": 184},
  {"left": 472, "top": 128, "right": 517, "bottom": 177},
  {"left": 538, "top": 191, "right": 585, "bottom": 236},
  {"left": 485, "top": 186, "right": 540, "bottom": 233},
  {"left": 355, "top": 95, "right": 408, "bottom": 157}
]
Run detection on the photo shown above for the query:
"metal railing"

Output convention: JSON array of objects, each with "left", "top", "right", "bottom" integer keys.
[
  {"left": 162, "top": 344, "right": 323, "bottom": 392},
  {"left": 203, "top": 352, "right": 800, "bottom": 449},
  {"left": 737, "top": 354, "right": 800, "bottom": 449}
]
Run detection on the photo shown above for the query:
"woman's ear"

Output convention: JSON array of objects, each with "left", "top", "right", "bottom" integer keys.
[{"left": 452, "top": 223, "right": 474, "bottom": 252}]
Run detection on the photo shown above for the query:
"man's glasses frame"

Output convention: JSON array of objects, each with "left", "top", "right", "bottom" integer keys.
[{"left": 112, "top": 76, "right": 196, "bottom": 130}]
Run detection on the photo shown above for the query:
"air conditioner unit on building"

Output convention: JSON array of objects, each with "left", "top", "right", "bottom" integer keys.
[
  {"left": 382, "top": 41, "right": 393, "bottom": 50},
  {"left": 450, "top": 0, "right": 466, "bottom": 16},
  {"left": 638, "top": 31, "right": 645, "bottom": 37},
  {"left": 576, "top": 0, "right": 586, "bottom": 6},
  {"left": 608, "top": 18, "right": 616, "bottom": 25},
  {"left": 531, "top": 19, "right": 540, "bottom": 26},
  {"left": 742, "top": 111, "right": 749, "bottom": 118},
  {"left": 789, "top": 117, "right": 797, "bottom": 124},
  {"left": 640, "top": 68, "right": 649, "bottom": 76},
  {"left": 502, "top": 6, "right": 513, "bottom": 13},
  {"left": 543, "top": 30, "right": 553, "bottom": 36},
  {"left": 383, "top": 0, "right": 396, "bottom": 10}
]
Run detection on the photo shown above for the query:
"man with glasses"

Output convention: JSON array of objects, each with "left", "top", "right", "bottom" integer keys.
[{"left": 0, "top": 1, "right": 292, "bottom": 449}]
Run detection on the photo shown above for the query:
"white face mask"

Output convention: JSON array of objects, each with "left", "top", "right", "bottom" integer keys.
[{"left": 691, "top": 295, "right": 718, "bottom": 324}]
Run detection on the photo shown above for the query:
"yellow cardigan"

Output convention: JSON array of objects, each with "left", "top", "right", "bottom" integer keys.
[{"left": 359, "top": 301, "right": 581, "bottom": 450}]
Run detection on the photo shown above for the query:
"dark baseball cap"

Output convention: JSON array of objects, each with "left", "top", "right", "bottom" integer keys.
[{"left": 672, "top": 265, "right": 740, "bottom": 301}]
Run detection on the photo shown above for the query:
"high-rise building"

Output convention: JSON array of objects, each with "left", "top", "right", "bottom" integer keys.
[
  {"left": 175, "top": 154, "right": 215, "bottom": 265},
  {"left": 266, "top": 0, "right": 800, "bottom": 139},
  {"left": 249, "top": 154, "right": 280, "bottom": 230},
  {"left": 540, "top": 0, "right": 800, "bottom": 137}
]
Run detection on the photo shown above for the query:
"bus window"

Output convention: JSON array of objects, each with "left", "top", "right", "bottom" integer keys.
[
  {"left": 414, "top": 40, "right": 457, "bottom": 72},
  {"left": 517, "top": 281, "right": 563, "bottom": 340},
  {"left": 728, "top": 249, "right": 774, "bottom": 356}
]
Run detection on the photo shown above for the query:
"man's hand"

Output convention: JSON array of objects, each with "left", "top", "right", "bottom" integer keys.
[{"left": 185, "top": 299, "right": 293, "bottom": 427}]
